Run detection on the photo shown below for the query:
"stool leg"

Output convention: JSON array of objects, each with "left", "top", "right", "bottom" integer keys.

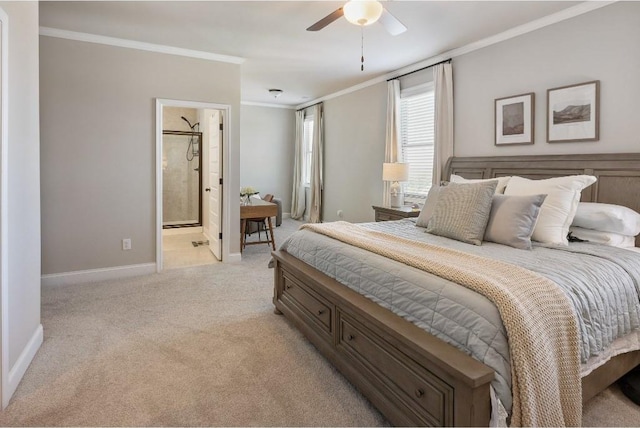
[
  {"left": 240, "top": 219, "right": 246, "bottom": 253},
  {"left": 267, "top": 217, "right": 276, "bottom": 251}
]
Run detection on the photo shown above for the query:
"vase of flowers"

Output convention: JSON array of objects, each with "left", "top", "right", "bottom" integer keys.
[{"left": 240, "top": 186, "right": 259, "bottom": 205}]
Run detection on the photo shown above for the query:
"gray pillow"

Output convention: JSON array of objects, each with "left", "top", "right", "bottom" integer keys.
[
  {"left": 484, "top": 194, "right": 547, "bottom": 250},
  {"left": 416, "top": 186, "right": 442, "bottom": 228},
  {"left": 426, "top": 181, "right": 498, "bottom": 245}
]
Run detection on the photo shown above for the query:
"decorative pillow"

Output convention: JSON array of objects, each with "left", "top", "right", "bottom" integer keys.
[
  {"left": 426, "top": 181, "right": 498, "bottom": 245},
  {"left": 416, "top": 186, "right": 442, "bottom": 228},
  {"left": 450, "top": 174, "right": 511, "bottom": 194},
  {"left": 572, "top": 202, "right": 640, "bottom": 237},
  {"left": 569, "top": 226, "right": 636, "bottom": 248},
  {"left": 504, "top": 175, "right": 597, "bottom": 246},
  {"left": 484, "top": 194, "right": 547, "bottom": 250}
]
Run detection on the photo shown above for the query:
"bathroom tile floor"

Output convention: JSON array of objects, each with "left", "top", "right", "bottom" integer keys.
[{"left": 163, "top": 232, "right": 219, "bottom": 269}]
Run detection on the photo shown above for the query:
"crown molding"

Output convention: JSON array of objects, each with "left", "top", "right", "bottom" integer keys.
[
  {"left": 39, "top": 26, "right": 245, "bottom": 64},
  {"left": 241, "top": 101, "right": 296, "bottom": 110},
  {"left": 296, "top": 1, "right": 616, "bottom": 109}
]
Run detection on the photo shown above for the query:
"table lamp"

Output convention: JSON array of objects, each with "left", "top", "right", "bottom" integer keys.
[{"left": 382, "top": 162, "right": 409, "bottom": 208}]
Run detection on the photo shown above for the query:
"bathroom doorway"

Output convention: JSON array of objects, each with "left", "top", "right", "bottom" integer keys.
[{"left": 155, "top": 99, "right": 230, "bottom": 271}]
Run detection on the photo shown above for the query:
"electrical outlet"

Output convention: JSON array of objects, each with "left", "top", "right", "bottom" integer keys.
[
  {"left": 337, "top": 210, "right": 344, "bottom": 218},
  {"left": 122, "top": 238, "right": 132, "bottom": 250}
]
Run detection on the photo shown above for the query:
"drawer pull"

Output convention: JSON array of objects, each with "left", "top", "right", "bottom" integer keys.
[
  {"left": 317, "top": 309, "right": 325, "bottom": 315},
  {"left": 414, "top": 388, "right": 425, "bottom": 398},
  {"left": 285, "top": 284, "right": 292, "bottom": 290},
  {"left": 347, "top": 334, "right": 355, "bottom": 341}
]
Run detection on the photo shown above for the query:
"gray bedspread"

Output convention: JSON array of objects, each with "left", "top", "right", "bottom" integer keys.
[{"left": 279, "top": 219, "right": 640, "bottom": 413}]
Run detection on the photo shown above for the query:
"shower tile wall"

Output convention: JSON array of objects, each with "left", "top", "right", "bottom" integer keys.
[{"left": 163, "top": 107, "right": 200, "bottom": 226}]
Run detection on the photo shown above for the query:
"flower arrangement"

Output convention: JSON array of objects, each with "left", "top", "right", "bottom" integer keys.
[
  {"left": 240, "top": 186, "right": 259, "bottom": 205},
  {"left": 240, "top": 186, "right": 259, "bottom": 197}
]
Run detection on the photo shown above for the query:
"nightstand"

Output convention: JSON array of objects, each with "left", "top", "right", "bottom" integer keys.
[{"left": 372, "top": 205, "right": 420, "bottom": 222}]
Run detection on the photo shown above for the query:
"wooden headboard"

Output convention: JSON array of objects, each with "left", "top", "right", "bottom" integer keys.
[{"left": 445, "top": 153, "right": 640, "bottom": 247}]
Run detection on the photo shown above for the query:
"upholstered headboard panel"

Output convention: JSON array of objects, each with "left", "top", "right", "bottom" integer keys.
[{"left": 445, "top": 153, "right": 640, "bottom": 247}]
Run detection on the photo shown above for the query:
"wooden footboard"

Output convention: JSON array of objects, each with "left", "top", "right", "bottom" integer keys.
[
  {"left": 272, "top": 249, "right": 494, "bottom": 426},
  {"left": 272, "top": 248, "right": 640, "bottom": 426}
]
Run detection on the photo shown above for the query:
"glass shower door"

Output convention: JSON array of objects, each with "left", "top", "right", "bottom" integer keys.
[{"left": 162, "top": 130, "right": 203, "bottom": 228}]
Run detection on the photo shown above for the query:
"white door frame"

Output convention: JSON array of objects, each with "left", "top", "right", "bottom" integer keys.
[
  {"left": 0, "top": 6, "right": 8, "bottom": 408},
  {"left": 155, "top": 98, "right": 231, "bottom": 271}
]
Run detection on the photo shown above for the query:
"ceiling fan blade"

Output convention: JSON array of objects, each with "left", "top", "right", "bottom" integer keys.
[
  {"left": 306, "top": 7, "right": 344, "bottom": 31},
  {"left": 378, "top": 8, "right": 407, "bottom": 36}
]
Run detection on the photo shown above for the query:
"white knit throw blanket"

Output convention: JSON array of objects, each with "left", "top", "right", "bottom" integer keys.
[{"left": 301, "top": 222, "right": 582, "bottom": 427}]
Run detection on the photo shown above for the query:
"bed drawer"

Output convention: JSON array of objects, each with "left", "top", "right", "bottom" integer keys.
[
  {"left": 337, "top": 312, "right": 454, "bottom": 426},
  {"left": 281, "top": 271, "right": 333, "bottom": 336}
]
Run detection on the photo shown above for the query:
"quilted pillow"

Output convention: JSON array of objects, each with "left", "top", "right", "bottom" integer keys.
[
  {"left": 484, "top": 194, "right": 547, "bottom": 250},
  {"left": 504, "top": 175, "right": 597, "bottom": 246},
  {"left": 426, "top": 181, "right": 498, "bottom": 245}
]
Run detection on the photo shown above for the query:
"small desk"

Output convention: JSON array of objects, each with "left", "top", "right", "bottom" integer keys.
[{"left": 240, "top": 199, "right": 278, "bottom": 252}]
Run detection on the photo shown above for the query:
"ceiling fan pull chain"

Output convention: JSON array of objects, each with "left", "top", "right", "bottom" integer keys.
[{"left": 360, "top": 26, "right": 365, "bottom": 71}]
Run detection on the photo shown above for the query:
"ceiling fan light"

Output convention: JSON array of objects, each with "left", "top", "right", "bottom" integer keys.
[
  {"left": 343, "top": 1, "right": 383, "bottom": 26},
  {"left": 268, "top": 89, "right": 283, "bottom": 98}
]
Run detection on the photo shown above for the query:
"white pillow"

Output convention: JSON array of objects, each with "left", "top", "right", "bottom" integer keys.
[
  {"left": 569, "top": 226, "right": 636, "bottom": 248},
  {"left": 450, "top": 174, "right": 511, "bottom": 194},
  {"left": 572, "top": 202, "right": 640, "bottom": 236},
  {"left": 504, "top": 175, "right": 597, "bottom": 246}
]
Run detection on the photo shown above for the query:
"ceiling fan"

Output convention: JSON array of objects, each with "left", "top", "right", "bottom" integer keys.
[{"left": 307, "top": 0, "right": 407, "bottom": 36}]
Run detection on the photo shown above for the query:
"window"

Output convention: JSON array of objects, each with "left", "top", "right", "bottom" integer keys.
[
  {"left": 399, "top": 83, "right": 435, "bottom": 200},
  {"left": 302, "top": 115, "right": 314, "bottom": 186}
]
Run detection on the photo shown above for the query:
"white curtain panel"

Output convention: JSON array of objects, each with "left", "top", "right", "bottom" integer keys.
[
  {"left": 290, "top": 110, "right": 306, "bottom": 219},
  {"left": 383, "top": 80, "right": 402, "bottom": 207},
  {"left": 433, "top": 62, "right": 454, "bottom": 185},
  {"left": 309, "top": 103, "right": 324, "bottom": 223}
]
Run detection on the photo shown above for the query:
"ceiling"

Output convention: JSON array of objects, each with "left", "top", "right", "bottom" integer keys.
[{"left": 39, "top": 1, "right": 582, "bottom": 107}]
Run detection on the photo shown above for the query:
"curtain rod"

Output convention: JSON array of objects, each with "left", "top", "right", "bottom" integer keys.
[
  {"left": 296, "top": 101, "right": 323, "bottom": 112},
  {"left": 387, "top": 58, "right": 451, "bottom": 82}
]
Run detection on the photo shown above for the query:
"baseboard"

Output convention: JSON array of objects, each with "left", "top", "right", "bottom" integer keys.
[
  {"left": 41, "top": 263, "right": 157, "bottom": 287},
  {"left": 283, "top": 212, "right": 291, "bottom": 219},
  {"left": 5, "top": 324, "right": 43, "bottom": 408},
  {"left": 227, "top": 252, "right": 242, "bottom": 263}
]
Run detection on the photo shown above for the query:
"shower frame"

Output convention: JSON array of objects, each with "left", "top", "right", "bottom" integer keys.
[{"left": 162, "top": 130, "right": 203, "bottom": 229}]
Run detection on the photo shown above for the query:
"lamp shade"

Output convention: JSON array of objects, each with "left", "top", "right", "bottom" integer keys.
[
  {"left": 343, "top": 0, "right": 383, "bottom": 26},
  {"left": 382, "top": 162, "right": 409, "bottom": 182}
]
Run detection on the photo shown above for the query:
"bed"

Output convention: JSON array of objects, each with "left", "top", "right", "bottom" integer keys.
[{"left": 271, "top": 153, "right": 640, "bottom": 426}]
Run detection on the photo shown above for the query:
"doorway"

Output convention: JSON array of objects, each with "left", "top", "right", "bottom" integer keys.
[{"left": 155, "top": 99, "right": 229, "bottom": 271}]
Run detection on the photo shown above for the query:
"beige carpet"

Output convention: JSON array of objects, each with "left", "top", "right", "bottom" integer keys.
[{"left": 0, "top": 218, "right": 639, "bottom": 426}]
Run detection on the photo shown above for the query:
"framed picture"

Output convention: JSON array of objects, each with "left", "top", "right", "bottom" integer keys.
[
  {"left": 495, "top": 92, "right": 534, "bottom": 146},
  {"left": 547, "top": 80, "right": 599, "bottom": 143}
]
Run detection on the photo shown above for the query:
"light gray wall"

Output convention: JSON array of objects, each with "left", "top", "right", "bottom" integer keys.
[
  {"left": 319, "top": 3, "right": 639, "bottom": 222},
  {"left": 240, "top": 105, "right": 295, "bottom": 213},
  {"left": 454, "top": 2, "right": 640, "bottom": 157},
  {"left": 40, "top": 36, "right": 241, "bottom": 274},
  {"left": 1, "top": 0, "right": 42, "bottom": 377},
  {"left": 323, "top": 83, "right": 387, "bottom": 223}
]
